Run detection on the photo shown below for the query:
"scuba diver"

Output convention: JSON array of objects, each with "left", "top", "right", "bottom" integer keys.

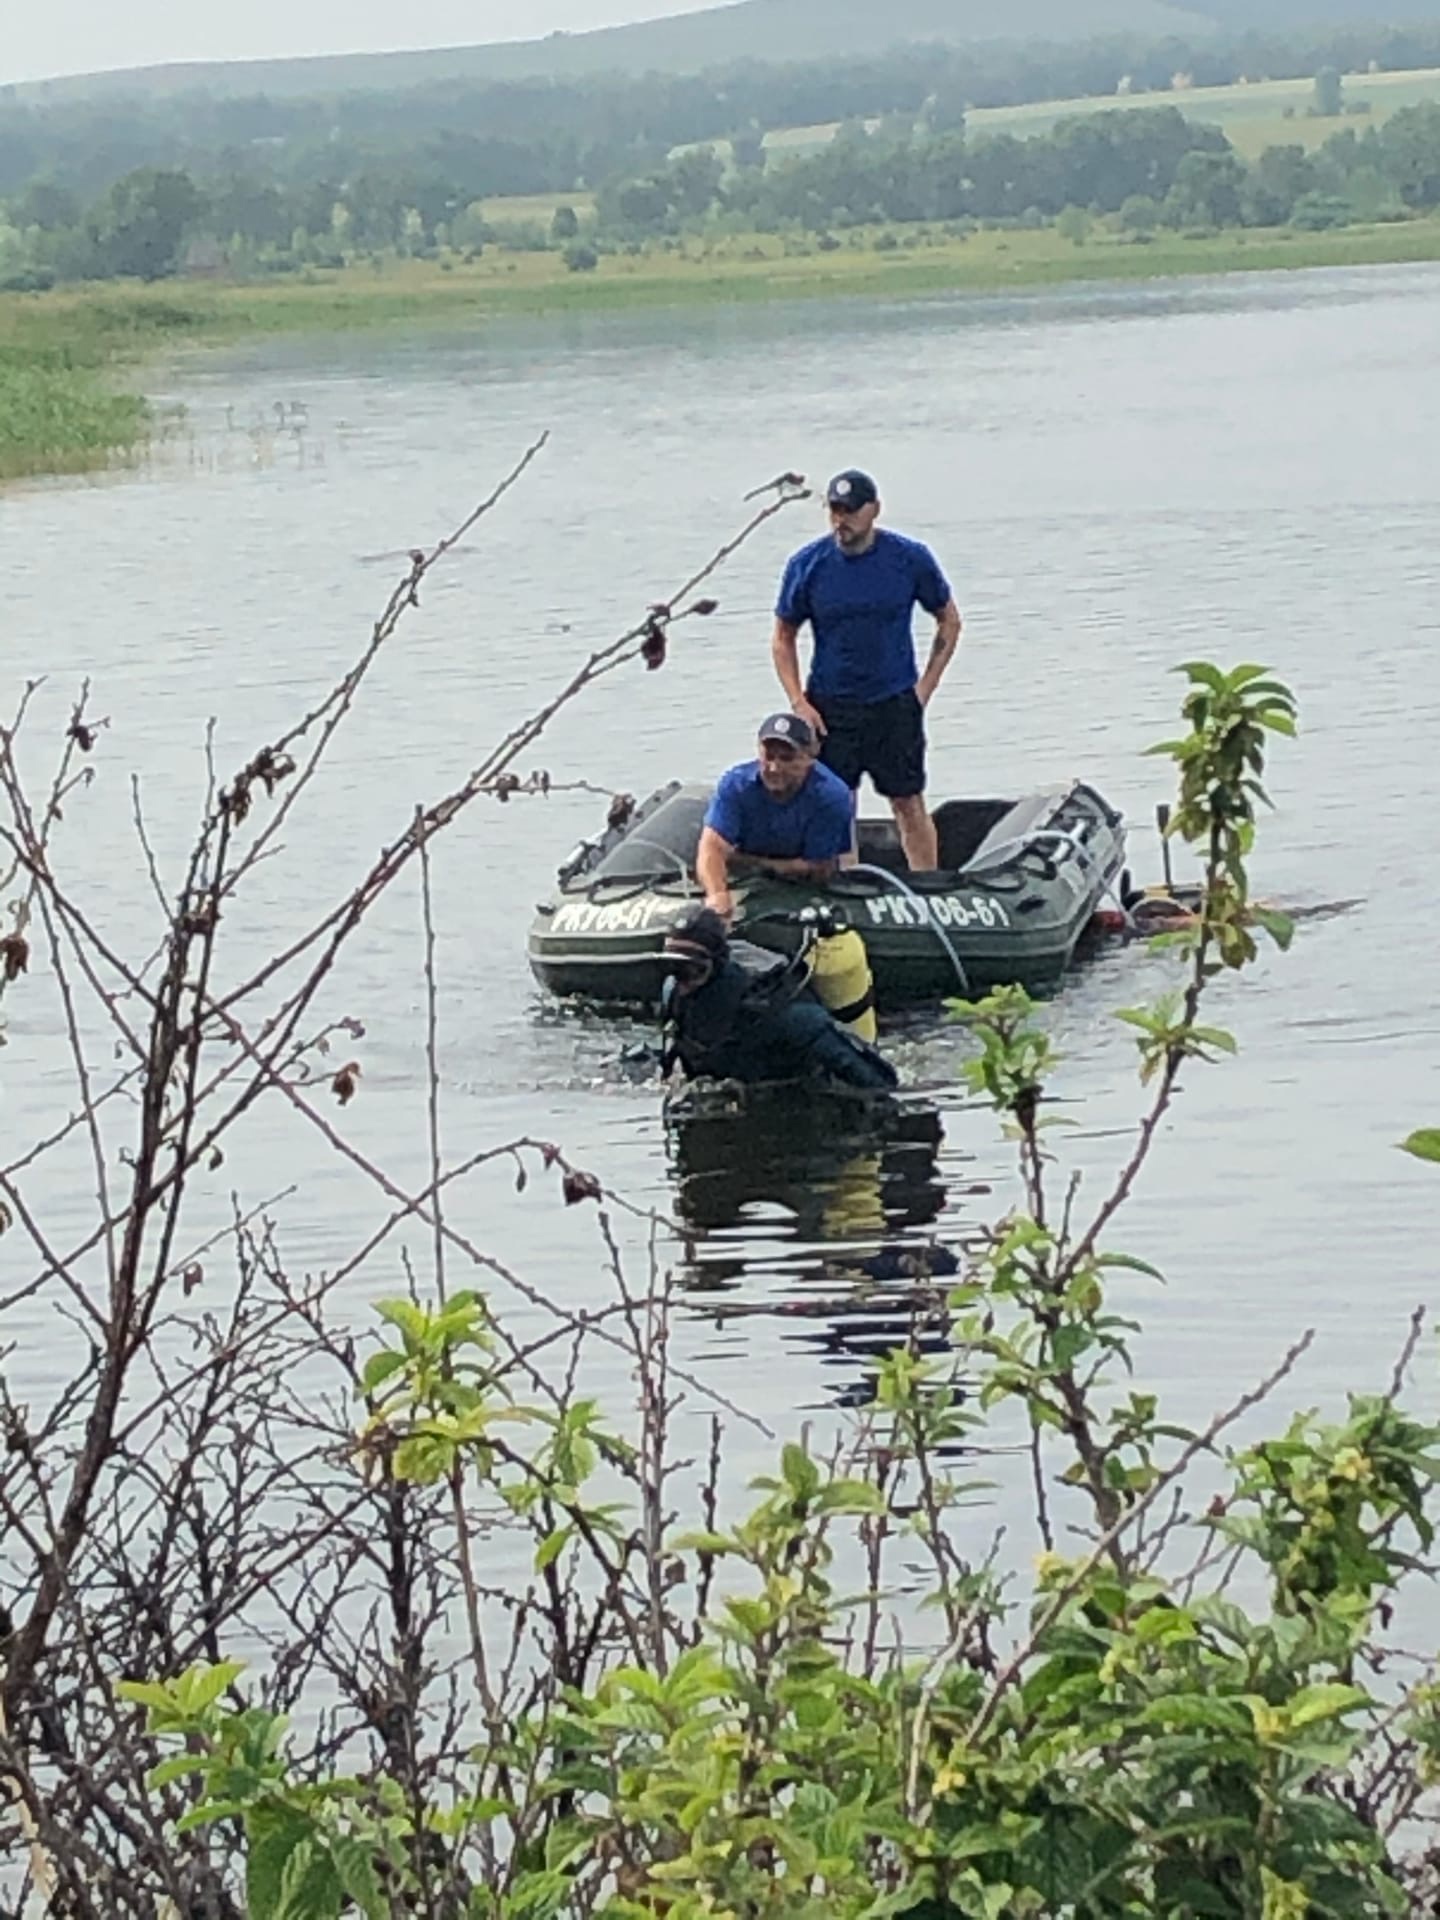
[{"left": 659, "top": 906, "right": 898, "bottom": 1092}]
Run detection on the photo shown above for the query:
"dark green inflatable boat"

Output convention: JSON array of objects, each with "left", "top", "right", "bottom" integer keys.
[{"left": 527, "top": 779, "right": 1127, "bottom": 1010}]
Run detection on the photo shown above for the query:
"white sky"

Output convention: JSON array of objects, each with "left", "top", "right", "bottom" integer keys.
[{"left": 3, "top": 0, "right": 725, "bottom": 88}]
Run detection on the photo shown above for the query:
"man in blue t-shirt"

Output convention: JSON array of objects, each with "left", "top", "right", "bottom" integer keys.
[
  {"left": 697, "top": 710, "right": 854, "bottom": 923},
  {"left": 772, "top": 468, "right": 962, "bottom": 872}
]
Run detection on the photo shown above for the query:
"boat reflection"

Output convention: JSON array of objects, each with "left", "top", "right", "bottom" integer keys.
[{"left": 666, "top": 1085, "right": 980, "bottom": 1407}]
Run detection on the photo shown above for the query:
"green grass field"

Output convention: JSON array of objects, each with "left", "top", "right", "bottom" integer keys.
[
  {"left": 4, "top": 214, "right": 1439, "bottom": 480},
  {"left": 481, "top": 190, "right": 597, "bottom": 226},
  {"left": 970, "top": 65, "right": 1440, "bottom": 158},
  {"left": 746, "top": 64, "right": 1440, "bottom": 164}
]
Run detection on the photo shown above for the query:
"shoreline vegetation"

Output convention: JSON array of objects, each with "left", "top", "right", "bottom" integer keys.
[{"left": 4, "top": 213, "right": 1439, "bottom": 481}]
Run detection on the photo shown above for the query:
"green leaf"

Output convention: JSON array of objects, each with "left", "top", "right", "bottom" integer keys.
[
  {"left": 273, "top": 1836, "right": 342, "bottom": 1920},
  {"left": 1252, "top": 905, "right": 1295, "bottom": 951},
  {"left": 1179, "top": 660, "right": 1228, "bottom": 693},
  {"left": 814, "top": 1478, "right": 885, "bottom": 1516},
  {"left": 781, "top": 1442, "right": 821, "bottom": 1501},
  {"left": 179, "top": 1660, "right": 246, "bottom": 1715},
  {"left": 374, "top": 1298, "right": 441, "bottom": 1358},
  {"left": 1400, "top": 1129, "right": 1440, "bottom": 1165},
  {"left": 330, "top": 1832, "right": 386, "bottom": 1920},
  {"left": 147, "top": 1754, "right": 211, "bottom": 1789},
  {"left": 116, "top": 1680, "right": 178, "bottom": 1713},
  {"left": 359, "top": 1350, "right": 407, "bottom": 1394},
  {"left": 672, "top": 1529, "right": 733, "bottom": 1555},
  {"left": 1132, "top": 1606, "right": 1196, "bottom": 1646},
  {"left": 534, "top": 1525, "right": 574, "bottom": 1573},
  {"left": 1287, "top": 1682, "right": 1370, "bottom": 1729},
  {"left": 1190, "top": 1024, "right": 1238, "bottom": 1055},
  {"left": 1095, "top": 1252, "right": 1166, "bottom": 1283},
  {"left": 246, "top": 1807, "right": 319, "bottom": 1920},
  {"left": 176, "top": 1798, "right": 247, "bottom": 1832},
  {"left": 1137, "top": 1693, "right": 1253, "bottom": 1734},
  {"left": 1115, "top": 1006, "right": 1167, "bottom": 1035}
]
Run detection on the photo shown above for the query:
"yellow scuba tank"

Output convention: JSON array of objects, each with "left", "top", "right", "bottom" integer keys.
[{"left": 808, "top": 927, "right": 878, "bottom": 1043}]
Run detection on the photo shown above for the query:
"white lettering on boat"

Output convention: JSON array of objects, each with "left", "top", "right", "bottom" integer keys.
[
  {"left": 862, "top": 894, "right": 1012, "bottom": 931},
  {"left": 550, "top": 894, "right": 675, "bottom": 934}
]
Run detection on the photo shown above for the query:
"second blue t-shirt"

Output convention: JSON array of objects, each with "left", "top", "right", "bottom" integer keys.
[{"left": 705, "top": 760, "right": 854, "bottom": 861}]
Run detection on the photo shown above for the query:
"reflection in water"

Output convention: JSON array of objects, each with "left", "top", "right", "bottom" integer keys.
[{"left": 667, "top": 1090, "right": 975, "bottom": 1405}]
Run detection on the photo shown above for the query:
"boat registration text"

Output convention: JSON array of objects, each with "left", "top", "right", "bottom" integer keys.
[
  {"left": 550, "top": 894, "right": 673, "bottom": 934},
  {"left": 863, "top": 893, "right": 1011, "bottom": 931}
]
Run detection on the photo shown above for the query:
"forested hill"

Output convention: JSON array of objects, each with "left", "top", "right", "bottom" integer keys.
[
  {"left": 4, "top": 0, "right": 1288, "bottom": 102},
  {"left": 12, "top": 0, "right": 1440, "bottom": 100},
  {"left": 1203, "top": 0, "right": 1440, "bottom": 20}
]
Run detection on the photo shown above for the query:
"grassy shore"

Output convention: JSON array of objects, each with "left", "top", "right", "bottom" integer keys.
[
  {"left": 0, "top": 296, "right": 157, "bottom": 480},
  {"left": 4, "top": 215, "right": 1440, "bottom": 479}
]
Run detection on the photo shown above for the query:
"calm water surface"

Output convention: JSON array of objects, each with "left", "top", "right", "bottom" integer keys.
[{"left": 6, "top": 263, "right": 1440, "bottom": 1512}]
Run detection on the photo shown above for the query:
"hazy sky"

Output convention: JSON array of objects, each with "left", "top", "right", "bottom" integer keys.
[{"left": 5, "top": 0, "right": 725, "bottom": 87}]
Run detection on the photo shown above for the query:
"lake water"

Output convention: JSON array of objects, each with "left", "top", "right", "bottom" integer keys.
[{"left": 5, "top": 261, "right": 1440, "bottom": 1525}]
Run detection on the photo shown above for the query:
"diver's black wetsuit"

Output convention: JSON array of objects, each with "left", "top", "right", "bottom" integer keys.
[{"left": 666, "top": 958, "right": 898, "bottom": 1091}]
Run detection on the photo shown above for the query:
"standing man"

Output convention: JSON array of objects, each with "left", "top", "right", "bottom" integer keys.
[
  {"left": 697, "top": 710, "right": 854, "bottom": 924},
  {"left": 772, "top": 469, "right": 962, "bottom": 873}
]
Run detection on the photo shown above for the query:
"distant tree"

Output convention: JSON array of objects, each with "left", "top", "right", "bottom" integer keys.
[
  {"left": 603, "top": 175, "right": 671, "bottom": 230},
  {"left": 918, "top": 90, "right": 967, "bottom": 140},
  {"left": 729, "top": 123, "right": 766, "bottom": 170},
  {"left": 1243, "top": 143, "right": 1317, "bottom": 225},
  {"left": 875, "top": 111, "right": 916, "bottom": 147},
  {"left": 1379, "top": 101, "right": 1440, "bottom": 208},
  {"left": 91, "top": 167, "right": 205, "bottom": 280},
  {"left": 563, "top": 240, "right": 598, "bottom": 271},
  {"left": 1056, "top": 203, "right": 1092, "bottom": 244},
  {"left": 667, "top": 148, "right": 725, "bottom": 219},
  {"left": 6, "top": 178, "right": 80, "bottom": 231},
  {"left": 549, "top": 203, "right": 580, "bottom": 241},
  {"left": 1289, "top": 190, "right": 1352, "bottom": 229},
  {"left": 1341, "top": 164, "right": 1399, "bottom": 221},
  {"left": 1163, "top": 148, "right": 1246, "bottom": 229},
  {"left": 449, "top": 201, "right": 492, "bottom": 250},
  {"left": 1313, "top": 66, "right": 1344, "bottom": 118},
  {"left": 1118, "top": 192, "right": 1161, "bottom": 235}
]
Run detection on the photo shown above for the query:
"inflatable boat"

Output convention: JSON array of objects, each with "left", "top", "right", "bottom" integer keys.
[{"left": 527, "top": 778, "right": 1127, "bottom": 1010}]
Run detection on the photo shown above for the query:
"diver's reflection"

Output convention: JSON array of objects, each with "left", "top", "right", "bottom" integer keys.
[{"left": 666, "top": 1090, "right": 970, "bottom": 1406}]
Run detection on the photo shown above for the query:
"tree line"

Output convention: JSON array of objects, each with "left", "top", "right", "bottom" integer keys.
[
  {"left": 2, "top": 17, "right": 1440, "bottom": 210},
  {"left": 2, "top": 96, "right": 1438, "bottom": 289},
  {"left": 602, "top": 102, "right": 1440, "bottom": 241}
]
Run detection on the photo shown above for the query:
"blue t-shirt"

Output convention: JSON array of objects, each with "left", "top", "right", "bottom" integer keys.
[
  {"left": 704, "top": 759, "right": 854, "bottom": 862},
  {"left": 776, "top": 528, "right": 952, "bottom": 705}
]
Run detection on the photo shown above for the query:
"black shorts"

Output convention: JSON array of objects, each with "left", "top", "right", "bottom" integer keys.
[{"left": 813, "top": 688, "right": 926, "bottom": 800}]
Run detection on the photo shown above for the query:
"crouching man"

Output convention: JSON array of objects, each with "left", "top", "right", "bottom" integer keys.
[{"left": 697, "top": 710, "right": 853, "bottom": 925}]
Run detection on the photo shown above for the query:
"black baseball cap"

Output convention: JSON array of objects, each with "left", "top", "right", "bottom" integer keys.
[
  {"left": 757, "top": 710, "right": 818, "bottom": 752},
  {"left": 826, "top": 469, "right": 878, "bottom": 511},
  {"left": 663, "top": 906, "right": 730, "bottom": 971}
]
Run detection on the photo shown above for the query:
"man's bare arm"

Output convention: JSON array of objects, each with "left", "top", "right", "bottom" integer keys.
[
  {"left": 916, "top": 599, "right": 963, "bottom": 707},
  {"left": 771, "top": 618, "right": 826, "bottom": 737},
  {"left": 696, "top": 825, "right": 736, "bottom": 920}
]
